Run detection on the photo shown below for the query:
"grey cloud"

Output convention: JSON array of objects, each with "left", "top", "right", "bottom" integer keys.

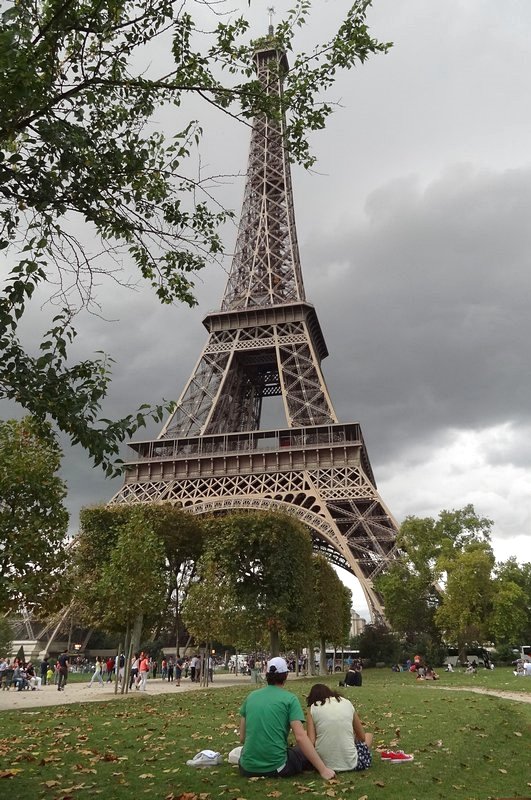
[{"left": 300, "top": 165, "right": 531, "bottom": 467}]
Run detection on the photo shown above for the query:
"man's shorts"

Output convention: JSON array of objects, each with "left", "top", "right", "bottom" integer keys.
[{"left": 239, "top": 746, "right": 306, "bottom": 778}]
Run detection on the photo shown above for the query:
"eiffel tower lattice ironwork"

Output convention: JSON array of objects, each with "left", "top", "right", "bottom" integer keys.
[{"left": 111, "top": 39, "right": 399, "bottom": 619}]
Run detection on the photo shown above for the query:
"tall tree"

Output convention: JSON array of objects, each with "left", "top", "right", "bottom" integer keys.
[
  {"left": 313, "top": 556, "right": 347, "bottom": 673},
  {"left": 435, "top": 542, "right": 496, "bottom": 660},
  {"left": 0, "top": 417, "right": 68, "bottom": 613},
  {"left": 140, "top": 504, "right": 204, "bottom": 646},
  {"left": 0, "top": 616, "right": 13, "bottom": 655},
  {"left": 203, "top": 511, "right": 316, "bottom": 655},
  {"left": 377, "top": 504, "right": 492, "bottom": 643},
  {"left": 491, "top": 558, "right": 531, "bottom": 644},
  {"left": 0, "top": 0, "right": 390, "bottom": 474},
  {"left": 71, "top": 502, "right": 203, "bottom": 648}
]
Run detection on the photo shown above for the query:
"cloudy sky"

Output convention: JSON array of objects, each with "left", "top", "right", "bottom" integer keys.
[{"left": 6, "top": 1, "right": 531, "bottom": 619}]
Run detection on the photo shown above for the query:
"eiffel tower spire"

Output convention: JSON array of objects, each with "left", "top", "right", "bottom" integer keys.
[
  {"left": 113, "top": 38, "right": 399, "bottom": 621},
  {"left": 221, "top": 43, "right": 305, "bottom": 311},
  {"left": 159, "top": 40, "right": 337, "bottom": 440}
]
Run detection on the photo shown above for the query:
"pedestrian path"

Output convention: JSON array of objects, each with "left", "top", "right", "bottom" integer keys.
[{"left": 0, "top": 673, "right": 252, "bottom": 712}]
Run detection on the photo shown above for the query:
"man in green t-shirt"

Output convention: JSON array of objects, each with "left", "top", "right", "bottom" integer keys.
[{"left": 238, "top": 657, "right": 335, "bottom": 780}]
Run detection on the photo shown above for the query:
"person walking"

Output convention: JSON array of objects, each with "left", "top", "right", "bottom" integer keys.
[
  {"left": 89, "top": 657, "right": 104, "bottom": 687},
  {"left": 57, "top": 649, "right": 69, "bottom": 692},
  {"left": 40, "top": 656, "right": 49, "bottom": 686},
  {"left": 138, "top": 652, "right": 150, "bottom": 691},
  {"left": 175, "top": 657, "right": 183, "bottom": 687},
  {"left": 130, "top": 653, "right": 140, "bottom": 689}
]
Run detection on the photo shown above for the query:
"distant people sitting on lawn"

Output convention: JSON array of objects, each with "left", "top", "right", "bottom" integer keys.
[
  {"left": 305, "top": 683, "right": 373, "bottom": 773},
  {"left": 238, "top": 657, "right": 335, "bottom": 780},
  {"left": 342, "top": 659, "right": 362, "bottom": 687},
  {"left": 423, "top": 666, "right": 439, "bottom": 681}
]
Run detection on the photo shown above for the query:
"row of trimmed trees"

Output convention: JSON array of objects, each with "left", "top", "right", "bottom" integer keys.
[{"left": 68, "top": 504, "right": 352, "bottom": 670}]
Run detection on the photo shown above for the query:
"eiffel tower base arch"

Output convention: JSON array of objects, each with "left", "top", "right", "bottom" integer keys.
[{"left": 112, "top": 424, "right": 399, "bottom": 623}]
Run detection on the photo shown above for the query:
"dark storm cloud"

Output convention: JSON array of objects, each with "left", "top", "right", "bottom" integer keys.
[{"left": 303, "top": 165, "right": 531, "bottom": 466}]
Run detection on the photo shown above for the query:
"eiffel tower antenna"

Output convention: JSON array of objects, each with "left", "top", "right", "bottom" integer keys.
[
  {"left": 268, "top": 7, "right": 275, "bottom": 36},
  {"left": 112, "top": 37, "right": 399, "bottom": 621}
]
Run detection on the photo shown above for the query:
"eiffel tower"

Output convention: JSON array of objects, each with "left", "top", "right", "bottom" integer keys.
[{"left": 112, "top": 36, "right": 399, "bottom": 620}]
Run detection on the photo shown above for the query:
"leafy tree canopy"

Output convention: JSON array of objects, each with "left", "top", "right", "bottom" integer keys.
[
  {"left": 71, "top": 502, "right": 204, "bottom": 640},
  {"left": 377, "top": 505, "right": 494, "bottom": 650},
  {"left": 0, "top": 416, "right": 68, "bottom": 614},
  {"left": 0, "top": 0, "right": 390, "bottom": 475},
  {"left": 202, "top": 510, "right": 316, "bottom": 654},
  {"left": 434, "top": 542, "right": 495, "bottom": 657}
]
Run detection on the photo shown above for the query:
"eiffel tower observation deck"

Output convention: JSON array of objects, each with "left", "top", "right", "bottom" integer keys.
[{"left": 112, "top": 36, "right": 399, "bottom": 620}]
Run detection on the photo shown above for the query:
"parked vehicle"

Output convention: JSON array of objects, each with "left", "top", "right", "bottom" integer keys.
[{"left": 314, "top": 649, "right": 360, "bottom": 672}]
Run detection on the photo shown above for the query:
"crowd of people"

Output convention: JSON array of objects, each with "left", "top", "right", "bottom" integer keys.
[{"left": 0, "top": 652, "right": 68, "bottom": 691}]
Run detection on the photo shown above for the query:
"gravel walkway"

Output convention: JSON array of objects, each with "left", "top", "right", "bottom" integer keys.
[
  {"left": 435, "top": 685, "right": 531, "bottom": 704},
  {"left": 0, "top": 673, "right": 253, "bottom": 712}
]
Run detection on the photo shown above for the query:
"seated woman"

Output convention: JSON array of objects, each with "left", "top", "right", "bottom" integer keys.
[
  {"left": 344, "top": 660, "right": 362, "bottom": 687},
  {"left": 305, "top": 684, "right": 373, "bottom": 773},
  {"left": 424, "top": 666, "right": 439, "bottom": 681},
  {"left": 12, "top": 665, "right": 29, "bottom": 691}
]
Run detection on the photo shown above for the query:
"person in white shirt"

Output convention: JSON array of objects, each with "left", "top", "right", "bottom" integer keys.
[{"left": 305, "top": 684, "right": 373, "bottom": 773}]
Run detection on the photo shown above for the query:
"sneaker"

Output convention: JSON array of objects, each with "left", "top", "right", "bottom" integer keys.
[
  {"left": 186, "top": 750, "right": 223, "bottom": 768},
  {"left": 386, "top": 751, "right": 414, "bottom": 763},
  {"left": 380, "top": 750, "right": 394, "bottom": 760}
]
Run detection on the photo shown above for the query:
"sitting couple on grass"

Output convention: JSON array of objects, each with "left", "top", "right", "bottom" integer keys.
[{"left": 238, "top": 657, "right": 373, "bottom": 780}]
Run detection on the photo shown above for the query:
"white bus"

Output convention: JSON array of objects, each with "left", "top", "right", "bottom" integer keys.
[{"left": 314, "top": 649, "right": 360, "bottom": 672}]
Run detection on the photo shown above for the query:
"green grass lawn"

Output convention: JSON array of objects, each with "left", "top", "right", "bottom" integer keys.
[{"left": 1, "top": 668, "right": 530, "bottom": 800}]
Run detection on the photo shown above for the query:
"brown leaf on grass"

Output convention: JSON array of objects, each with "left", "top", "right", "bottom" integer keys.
[
  {"left": 0, "top": 769, "right": 21, "bottom": 778},
  {"left": 513, "top": 731, "right": 523, "bottom": 736},
  {"left": 325, "top": 790, "right": 336, "bottom": 797},
  {"left": 138, "top": 773, "right": 155, "bottom": 779},
  {"left": 498, "top": 768, "right": 508, "bottom": 774},
  {"left": 266, "top": 793, "right": 282, "bottom": 798},
  {"left": 374, "top": 781, "right": 385, "bottom": 788},
  {"left": 42, "top": 780, "right": 60, "bottom": 788},
  {"left": 357, "top": 796, "right": 369, "bottom": 800}
]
